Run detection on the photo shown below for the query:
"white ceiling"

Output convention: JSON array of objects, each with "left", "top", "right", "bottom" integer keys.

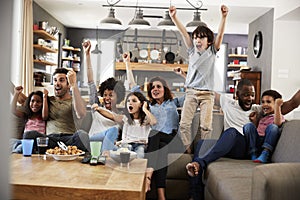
[{"left": 34, "top": 0, "right": 276, "bottom": 34}]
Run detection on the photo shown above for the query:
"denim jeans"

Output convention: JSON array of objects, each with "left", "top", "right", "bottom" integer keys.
[
  {"left": 243, "top": 122, "right": 281, "bottom": 153},
  {"left": 89, "top": 126, "right": 118, "bottom": 152},
  {"left": 190, "top": 128, "right": 247, "bottom": 200},
  {"left": 23, "top": 130, "right": 90, "bottom": 153}
]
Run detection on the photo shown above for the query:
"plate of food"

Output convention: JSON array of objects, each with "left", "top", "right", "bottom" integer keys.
[
  {"left": 46, "top": 145, "right": 84, "bottom": 161},
  {"left": 109, "top": 148, "right": 137, "bottom": 163}
]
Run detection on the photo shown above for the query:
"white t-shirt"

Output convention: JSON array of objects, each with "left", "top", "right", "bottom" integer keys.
[
  {"left": 121, "top": 116, "right": 151, "bottom": 143},
  {"left": 220, "top": 94, "right": 261, "bottom": 135},
  {"left": 88, "top": 109, "right": 118, "bottom": 137}
]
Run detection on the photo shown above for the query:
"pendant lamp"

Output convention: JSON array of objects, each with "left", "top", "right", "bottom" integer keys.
[
  {"left": 157, "top": 11, "right": 176, "bottom": 30},
  {"left": 128, "top": 8, "right": 151, "bottom": 29},
  {"left": 91, "top": 27, "right": 102, "bottom": 54},
  {"left": 186, "top": 10, "right": 207, "bottom": 32}
]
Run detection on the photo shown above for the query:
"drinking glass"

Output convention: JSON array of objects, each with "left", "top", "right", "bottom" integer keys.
[
  {"left": 90, "top": 141, "right": 102, "bottom": 158},
  {"left": 37, "top": 137, "right": 49, "bottom": 160},
  {"left": 120, "top": 152, "right": 130, "bottom": 168},
  {"left": 22, "top": 139, "right": 34, "bottom": 157}
]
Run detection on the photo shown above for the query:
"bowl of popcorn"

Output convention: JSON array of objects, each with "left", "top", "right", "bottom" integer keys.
[
  {"left": 46, "top": 146, "right": 84, "bottom": 161},
  {"left": 109, "top": 148, "right": 137, "bottom": 163}
]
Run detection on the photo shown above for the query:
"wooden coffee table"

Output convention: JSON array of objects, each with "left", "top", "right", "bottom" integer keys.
[{"left": 10, "top": 154, "right": 147, "bottom": 199}]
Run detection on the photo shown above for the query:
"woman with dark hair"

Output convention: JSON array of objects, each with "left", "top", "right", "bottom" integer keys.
[
  {"left": 83, "top": 40, "right": 126, "bottom": 156},
  {"left": 145, "top": 76, "right": 180, "bottom": 200}
]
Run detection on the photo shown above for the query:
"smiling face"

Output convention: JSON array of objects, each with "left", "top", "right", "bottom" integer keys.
[
  {"left": 237, "top": 85, "right": 255, "bottom": 111},
  {"left": 53, "top": 73, "right": 69, "bottom": 98},
  {"left": 29, "top": 94, "right": 43, "bottom": 113},
  {"left": 103, "top": 89, "right": 117, "bottom": 111},
  {"left": 261, "top": 95, "right": 275, "bottom": 115},
  {"left": 126, "top": 94, "right": 142, "bottom": 117},
  {"left": 150, "top": 80, "right": 165, "bottom": 104}
]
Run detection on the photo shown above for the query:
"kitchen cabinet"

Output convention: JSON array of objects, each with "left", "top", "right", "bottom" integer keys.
[
  {"left": 61, "top": 46, "right": 81, "bottom": 71},
  {"left": 233, "top": 71, "right": 261, "bottom": 104}
]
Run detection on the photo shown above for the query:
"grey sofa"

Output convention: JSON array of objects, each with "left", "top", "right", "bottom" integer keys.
[
  {"left": 81, "top": 110, "right": 300, "bottom": 200},
  {"left": 160, "top": 117, "right": 300, "bottom": 200}
]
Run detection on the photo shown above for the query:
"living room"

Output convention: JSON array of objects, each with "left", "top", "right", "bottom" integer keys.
[{"left": 1, "top": 0, "right": 300, "bottom": 199}]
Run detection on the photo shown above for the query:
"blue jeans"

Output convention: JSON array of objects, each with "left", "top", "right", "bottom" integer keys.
[
  {"left": 243, "top": 122, "right": 281, "bottom": 153},
  {"left": 190, "top": 128, "right": 248, "bottom": 200},
  {"left": 89, "top": 126, "right": 118, "bottom": 152},
  {"left": 23, "top": 130, "right": 90, "bottom": 153}
]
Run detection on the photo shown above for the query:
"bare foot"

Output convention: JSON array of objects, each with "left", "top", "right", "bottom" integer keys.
[
  {"left": 145, "top": 167, "right": 153, "bottom": 192},
  {"left": 186, "top": 162, "right": 200, "bottom": 177}
]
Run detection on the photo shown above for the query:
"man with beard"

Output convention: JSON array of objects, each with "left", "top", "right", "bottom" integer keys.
[
  {"left": 23, "top": 68, "right": 89, "bottom": 152},
  {"left": 186, "top": 79, "right": 299, "bottom": 200}
]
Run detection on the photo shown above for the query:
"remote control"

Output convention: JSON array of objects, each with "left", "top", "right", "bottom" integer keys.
[
  {"left": 98, "top": 156, "right": 106, "bottom": 165},
  {"left": 81, "top": 154, "right": 91, "bottom": 164},
  {"left": 90, "top": 157, "right": 98, "bottom": 165}
]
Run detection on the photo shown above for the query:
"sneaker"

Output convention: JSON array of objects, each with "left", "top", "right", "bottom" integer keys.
[{"left": 254, "top": 150, "right": 269, "bottom": 163}]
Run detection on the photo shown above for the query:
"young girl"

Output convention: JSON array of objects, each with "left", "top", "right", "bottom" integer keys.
[
  {"left": 243, "top": 89, "right": 285, "bottom": 163},
  {"left": 93, "top": 91, "right": 157, "bottom": 156},
  {"left": 11, "top": 86, "right": 48, "bottom": 153}
]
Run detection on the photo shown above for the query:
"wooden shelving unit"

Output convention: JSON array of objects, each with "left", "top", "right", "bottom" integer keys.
[
  {"left": 33, "top": 44, "right": 57, "bottom": 53},
  {"left": 115, "top": 62, "right": 188, "bottom": 72},
  {"left": 33, "top": 30, "right": 57, "bottom": 41},
  {"left": 61, "top": 46, "right": 81, "bottom": 71},
  {"left": 33, "top": 59, "right": 57, "bottom": 66}
]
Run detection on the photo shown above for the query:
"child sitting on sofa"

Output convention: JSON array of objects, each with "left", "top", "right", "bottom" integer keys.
[
  {"left": 11, "top": 86, "right": 48, "bottom": 153},
  {"left": 243, "top": 89, "right": 285, "bottom": 163}
]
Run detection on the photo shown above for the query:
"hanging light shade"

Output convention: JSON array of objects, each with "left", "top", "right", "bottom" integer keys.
[
  {"left": 186, "top": 10, "right": 207, "bottom": 32},
  {"left": 91, "top": 26, "right": 102, "bottom": 54},
  {"left": 100, "top": 8, "right": 123, "bottom": 29},
  {"left": 91, "top": 44, "right": 102, "bottom": 54},
  {"left": 157, "top": 11, "right": 176, "bottom": 30},
  {"left": 128, "top": 8, "right": 151, "bottom": 29}
]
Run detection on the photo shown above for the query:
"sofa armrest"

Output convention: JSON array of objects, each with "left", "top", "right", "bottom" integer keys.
[{"left": 252, "top": 163, "right": 300, "bottom": 200}]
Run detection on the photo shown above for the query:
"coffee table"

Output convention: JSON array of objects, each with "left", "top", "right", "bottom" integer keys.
[{"left": 10, "top": 154, "right": 147, "bottom": 199}]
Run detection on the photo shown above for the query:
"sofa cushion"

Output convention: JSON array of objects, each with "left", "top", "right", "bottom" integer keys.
[
  {"left": 272, "top": 120, "right": 300, "bottom": 163},
  {"left": 252, "top": 163, "right": 300, "bottom": 200},
  {"left": 205, "top": 158, "right": 260, "bottom": 200}
]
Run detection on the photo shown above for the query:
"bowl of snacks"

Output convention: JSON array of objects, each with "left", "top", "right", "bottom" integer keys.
[
  {"left": 109, "top": 148, "right": 137, "bottom": 163},
  {"left": 46, "top": 145, "right": 84, "bottom": 161}
]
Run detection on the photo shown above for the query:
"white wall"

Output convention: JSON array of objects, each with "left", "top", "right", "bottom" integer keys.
[
  {"left": 271, "top": 20, "right": 300, "bottom": 119},
  {"left": 274, "top": 0, "right": 300, "bottom": 19},
  {"left": 82, "top": 39, "right": 115, "bottom": 87}
]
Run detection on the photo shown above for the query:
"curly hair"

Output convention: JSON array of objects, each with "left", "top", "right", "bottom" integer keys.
[
  {"left": 124, "top": 92, "right": 148, "bottom": 125},
  {"left": 24, "top": 90, "right": 44, "bottom": 119},
  {"left": 147, "top": 76, "right": 173, "bottom": 105},
  {"left": 98, "top": 77, "right": 125, "bottom": 104}
]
